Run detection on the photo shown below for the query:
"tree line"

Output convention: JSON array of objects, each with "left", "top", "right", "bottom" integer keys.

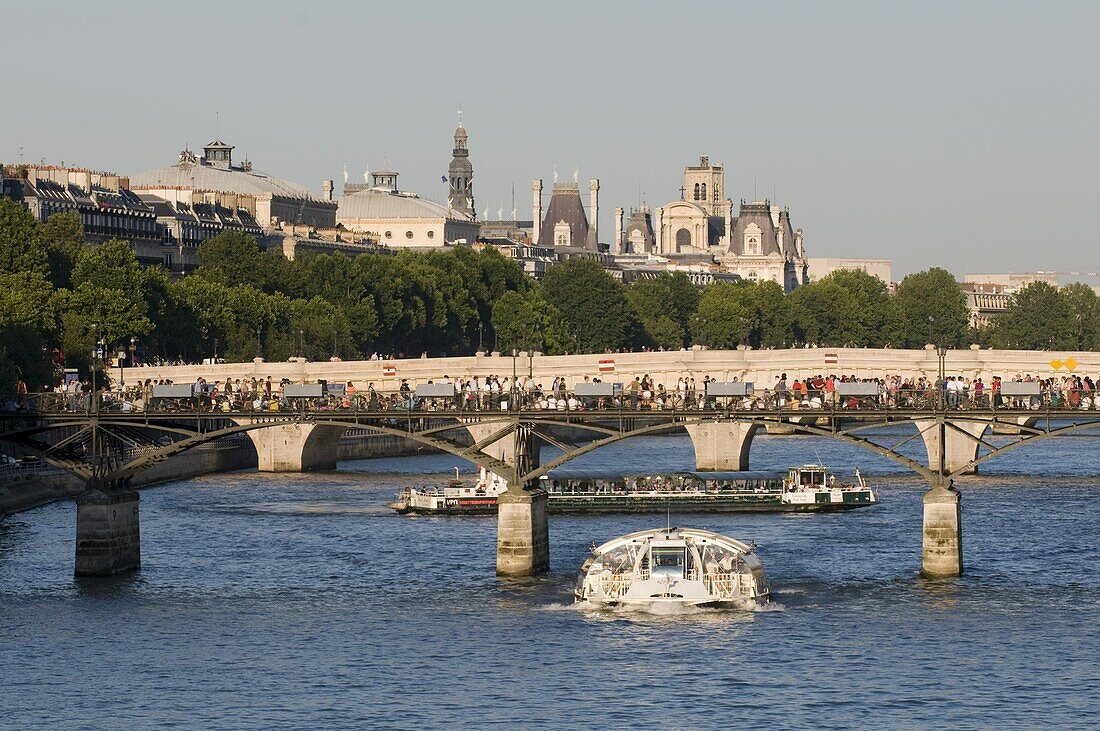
[{"left": 2, "top": 197, "right": 1097, "bottom": 391}]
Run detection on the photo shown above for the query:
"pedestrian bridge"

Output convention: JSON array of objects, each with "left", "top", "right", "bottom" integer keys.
[{"left": 3, "top": 382, "right": 1099, "bottom": 581}]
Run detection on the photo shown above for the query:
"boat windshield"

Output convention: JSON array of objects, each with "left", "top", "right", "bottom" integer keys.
[{"left": 650, "top": 546, "right": 685, "bottom": 577}]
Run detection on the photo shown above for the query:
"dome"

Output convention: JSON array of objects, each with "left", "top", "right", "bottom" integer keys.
[
  {"left": 337, "top": 188, "right": 472, "bottom": 222},
  {"left": 131, "top": 161, "right": 316, "bottom": 200},
  {"left": 454, "top": 124, "right": 468, "bottom": 141}
]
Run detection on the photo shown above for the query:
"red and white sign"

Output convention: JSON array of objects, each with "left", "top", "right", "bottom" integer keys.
[
  {"left": 598, "top": 359, "right": 616, "bottom": 374},
  {"left": 382, "top": 365, "right": 397, "bottom": 377},
  {"left": 824, "top": 353, "right": 838, "bottom": 366}
]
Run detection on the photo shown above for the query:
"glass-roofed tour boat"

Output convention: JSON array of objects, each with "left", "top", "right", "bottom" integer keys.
[
  {"left": 389, "top": 465, "right": 877, "bottom": 515},
  {"left": 574, "top": 527, "right": 770, "bottom": 609}
]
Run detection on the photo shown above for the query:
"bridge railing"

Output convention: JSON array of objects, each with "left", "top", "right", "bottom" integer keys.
[{"left": 1, "top": 384, "right": 1098, "bottom": 418}]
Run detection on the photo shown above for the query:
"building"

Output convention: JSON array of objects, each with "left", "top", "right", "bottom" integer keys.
[
  {"left": 130, "top": 140, "right": 337, "bottom": 229},
  {"left": 337, "top": 169, "right": 479, "bottom": 248},
  {"left": 807, "top": 257, "right": 892, "bottom": 285},
  {"left": 447, "top": 120, "right": 475, "bottom": 219},
  {"left": 652, "top": 157, "right": 808, "bottom": 291},
  {"left": 963, "top": 272, "right": 1060, "bottom": 291},
  {"left": 1, "top": 164, "right": 184, "bottom": 268},
  {"left": 613, "top": 205, "right": 656, "bottom": 254},
  {"left": 533, "top": 174, "right": 600, "bottom": 251}
]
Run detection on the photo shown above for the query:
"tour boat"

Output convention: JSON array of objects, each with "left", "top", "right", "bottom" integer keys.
[
  {"left": 574, "top": 527, "right": 770, "bottom": 608},
  {"left": 389, "top": 465, "right": 877, "bottom": 515}
]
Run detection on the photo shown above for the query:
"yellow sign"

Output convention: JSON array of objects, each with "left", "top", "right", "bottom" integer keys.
[
  {"left": 1064, "top": 357, "right": 1078, "bottom": 371},
  {"left": 1050, "top": 359, "right": 1063, "bottom": 371}
]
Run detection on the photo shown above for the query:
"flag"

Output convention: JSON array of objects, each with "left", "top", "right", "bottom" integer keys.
[{"left": 441, "top": 175, "right": 447, "bottom": 183}]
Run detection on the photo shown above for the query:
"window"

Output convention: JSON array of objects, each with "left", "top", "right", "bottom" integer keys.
[
  {"left": 743, "top": 223, "right": 762, "bottom": 255},
  {"left": 675, "top": 228, "right": 691, "bottom": 250},
  {"left": 385, "top": 230, "right": 392, "bottom": 239},
  {"left": 693, "top": 183, "right": 700, "bottom": 201},
  {"left": 700, "top": 183, "right": 707, "bottom": 201},
  {"left": 427, "top": 230, "right": 435, "bottom": 239},
  {"left": 405, "top": 230, "right": 414, "bottom": 239}
]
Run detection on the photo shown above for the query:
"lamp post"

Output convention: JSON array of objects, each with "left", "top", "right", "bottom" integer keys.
[
  {"left": 927, "top": 315, "right": 935, "bottom": 345},
  {"left": 255, "top": 327, "right": 262, "bottom": 359},
  {"left": 936, "top": 344, "right": 947, "bottom": 409},
  {"left": 299, "top": 329, "right": 305, "bottom": 360},
  {"left": 477, "top": 320, "right": 484, "bottom": 352},
  {"left": 511, "top": 347, "right": 518, "bottom": 410}
]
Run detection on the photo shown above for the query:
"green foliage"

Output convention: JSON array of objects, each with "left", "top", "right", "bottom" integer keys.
[
  {"left": 1058, "top": 282, "right": 1100, "bottom": 350},
  {"left": 540, "top": 258, "right": 640, "bottom": 352},
  {"left": 815, "top": 269, "right": 891, "bottom": 346},
  {"left": 989, "top": 281, "right": 1075, "bottom": 350},
  {"left": 491, "top": 290, "right": 575, "bottom": 355},
  {"left": 627, "top": 272, "right": 700, "bottom": 349},
  {"left": 195, "top": 230, "right": 264, "bottom": 287},
  {"left": 889, "top": 267, "right": 969, "bottom": 347},
  {"left": 39, "top": 212, "right": 85, "bottom": 289},
  {"left": 0, "top": 198, "right": 46, "bottom": 276},
  {"left": 789, "top": 280, "right": 862, "bottom": 346},
  {"left": 693, "top": 283, "right": 753, "bottom": 348}
]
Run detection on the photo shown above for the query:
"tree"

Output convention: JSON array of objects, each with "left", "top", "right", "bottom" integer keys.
[
  {"left": 990, "top": 281, "right": 1074, "bottom": 350},
  {"left": 540, "top": 259, "right": 640, "bottom": 352},
  {"left": 889, "top": 268, "right": 969, "bottom": 347},
  {"left": 627, "top": 272, "right": 700, "bottom": 348},
  {"left": 194, "top": 230, "right": 264, "bottom": 287},
  {"left": 789, "top": 280, "right": 862, "bottom": 346},
  {"left": 491, "top": 290, "right": 575, "bottom": 355},
  {"left": 816, "top": 269, "right": 891, "bottom": 346},
  {"left": 39, "top": 212, "right": 85, "bottom": 289},
  {"left": 1059, "top": 282, "right": 1100, "bottom": 350},
  {"left": 71, "top": 240, "right": 166, "bottom": 345},
  {"left": 0, "top": 197, "right": 46, "bottom": 276},
  {"left": 693, "top": 283, "right": 754, "bottom": 348}
]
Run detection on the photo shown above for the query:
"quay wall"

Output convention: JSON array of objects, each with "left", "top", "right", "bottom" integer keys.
[
  {"left": 1, "top": 433, "right": 440, "bottom": 518},
  {"left": 123, "top": 347, "right": 1100, "bottom": 391}
]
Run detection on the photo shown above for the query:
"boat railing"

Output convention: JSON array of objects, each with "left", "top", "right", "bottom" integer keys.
[
  {"left": 597, "top": 572, "right": 636, "bottom": 598},
  {"left": 703, "top": 572, "right": 744, "bottom": 599}
]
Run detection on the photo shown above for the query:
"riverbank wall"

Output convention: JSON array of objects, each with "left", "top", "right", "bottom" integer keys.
[{"left": 1, "top": 432, "right": 445, "bottom": 518}]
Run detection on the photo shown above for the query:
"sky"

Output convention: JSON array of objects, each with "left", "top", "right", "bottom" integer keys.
[{"left": 3, "top": 0, "right": 1099, "bottom": 278}]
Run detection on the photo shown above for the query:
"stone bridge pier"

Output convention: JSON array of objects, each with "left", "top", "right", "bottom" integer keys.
[
  {"left": 684, "top": 422, "right": 760, "bottom": 470},
  {"left": 915, "top": 419, "right": 988, "bottom": 475},
  {"left": 465, "top": 421, "right": 547, "bottom": 577},
  {"left": 921, "top": 477, "right": 963, "bottom": 578},
  {"left": 75, "top": 487, "right": 141, "bottom": 577},
  {"left": 239, "top": 421, "right": 347, "bottom": 472}
]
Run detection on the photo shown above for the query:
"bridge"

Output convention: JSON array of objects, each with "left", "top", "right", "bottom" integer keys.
[{"left": 3, "top": 377, "right": 1098, "bottom": 582}]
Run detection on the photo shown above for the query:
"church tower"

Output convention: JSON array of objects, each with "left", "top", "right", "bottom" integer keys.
[{"left": 448, "top": 115, "right": 475, "bottom": 219}]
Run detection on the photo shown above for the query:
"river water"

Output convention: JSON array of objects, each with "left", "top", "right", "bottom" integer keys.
[{"left": 2, "top": 432, "right": 1099, "bottom": 729}]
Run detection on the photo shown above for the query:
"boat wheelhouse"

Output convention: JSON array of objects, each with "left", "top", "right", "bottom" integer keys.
[{"left": 574, "top": 527, "right": 770, "bottom": 608}]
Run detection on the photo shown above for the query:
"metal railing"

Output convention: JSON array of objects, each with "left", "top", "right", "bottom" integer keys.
[{"left": 1, "top": 385, "right": 1098, "bottom": 418}]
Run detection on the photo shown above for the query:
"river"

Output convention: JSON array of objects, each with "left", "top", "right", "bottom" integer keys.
[{"left": 1, "top": 432, "right": 1098, "bottom": 729}]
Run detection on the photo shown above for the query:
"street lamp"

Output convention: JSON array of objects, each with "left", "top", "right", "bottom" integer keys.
[
  {"left": 477, "top": 320, "right": 484, "bottom": 352},
  {"left": 936, "top": 344, "right": 947, "bottom": 408},
  {"left": 511, "top": 347, "right": 518, "bottom": 409},
  {"left": 927, "top": 315, "right": 935, "bottom": 345},
  {"left": 255, "top": 326, "right": 262, "bottom": 359}
]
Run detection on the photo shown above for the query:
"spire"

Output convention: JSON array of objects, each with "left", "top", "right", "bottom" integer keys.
[{"left": 448, "top": 114, "right": 474, "bottom": 218}]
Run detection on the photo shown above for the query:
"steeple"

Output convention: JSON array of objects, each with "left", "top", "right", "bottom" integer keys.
[{"left": 447, "top": 111, "right": 474, "bottom": 219}]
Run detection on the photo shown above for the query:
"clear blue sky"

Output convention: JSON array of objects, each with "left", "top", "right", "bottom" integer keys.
[{"left": 4, "top": 0, "right": 1098, "bottom": 277}]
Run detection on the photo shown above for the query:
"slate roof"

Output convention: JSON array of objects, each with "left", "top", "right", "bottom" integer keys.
[
  {"left": 537, "top": 184, "right": 591, "bottom": 250},
  {"left": 337, "top": 188, "right": 473, "bottom": 221},
  {"left": 131, "top": 160, "right": 317, "bottom": 200},
  {"left": 728, "top": 201, "right": 800, "bottom": 258}
]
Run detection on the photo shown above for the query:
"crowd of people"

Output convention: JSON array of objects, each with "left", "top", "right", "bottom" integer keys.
[{"left": 7, "top": 369, "right": 1098, "bottom": 415}]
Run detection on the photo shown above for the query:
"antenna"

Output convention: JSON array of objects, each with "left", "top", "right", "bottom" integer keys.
[
  {"left": 666, "top": 504, "right": 671, "bottom": 533},
  {"left": 216, "top": 110, "right": 220, "bottom": 138}
]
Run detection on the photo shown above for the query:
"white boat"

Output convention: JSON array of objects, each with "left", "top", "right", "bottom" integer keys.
[
  {"left": 573, "top": 527, "right": 770, "bottom": 609},
  {"left": 391, "top": 464, "right": 876, "bottom": 515}
]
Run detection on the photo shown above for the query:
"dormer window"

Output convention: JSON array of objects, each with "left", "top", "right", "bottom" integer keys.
[{"left": 744, "top": 222, "right": 762, "bottom": 255}]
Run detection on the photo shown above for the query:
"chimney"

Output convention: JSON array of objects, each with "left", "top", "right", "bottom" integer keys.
[
  {"left": 532, "top": 179, "right": 543, "bottom": 244},
  {"left": 614, "top": 207, "right": 624, "bottom": 254},
  {"left": 589, "top": 179, "right": 599, "bottom": 248},
  {"left": 322, "top": 179, "right": 334, "bottom": 202}
]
